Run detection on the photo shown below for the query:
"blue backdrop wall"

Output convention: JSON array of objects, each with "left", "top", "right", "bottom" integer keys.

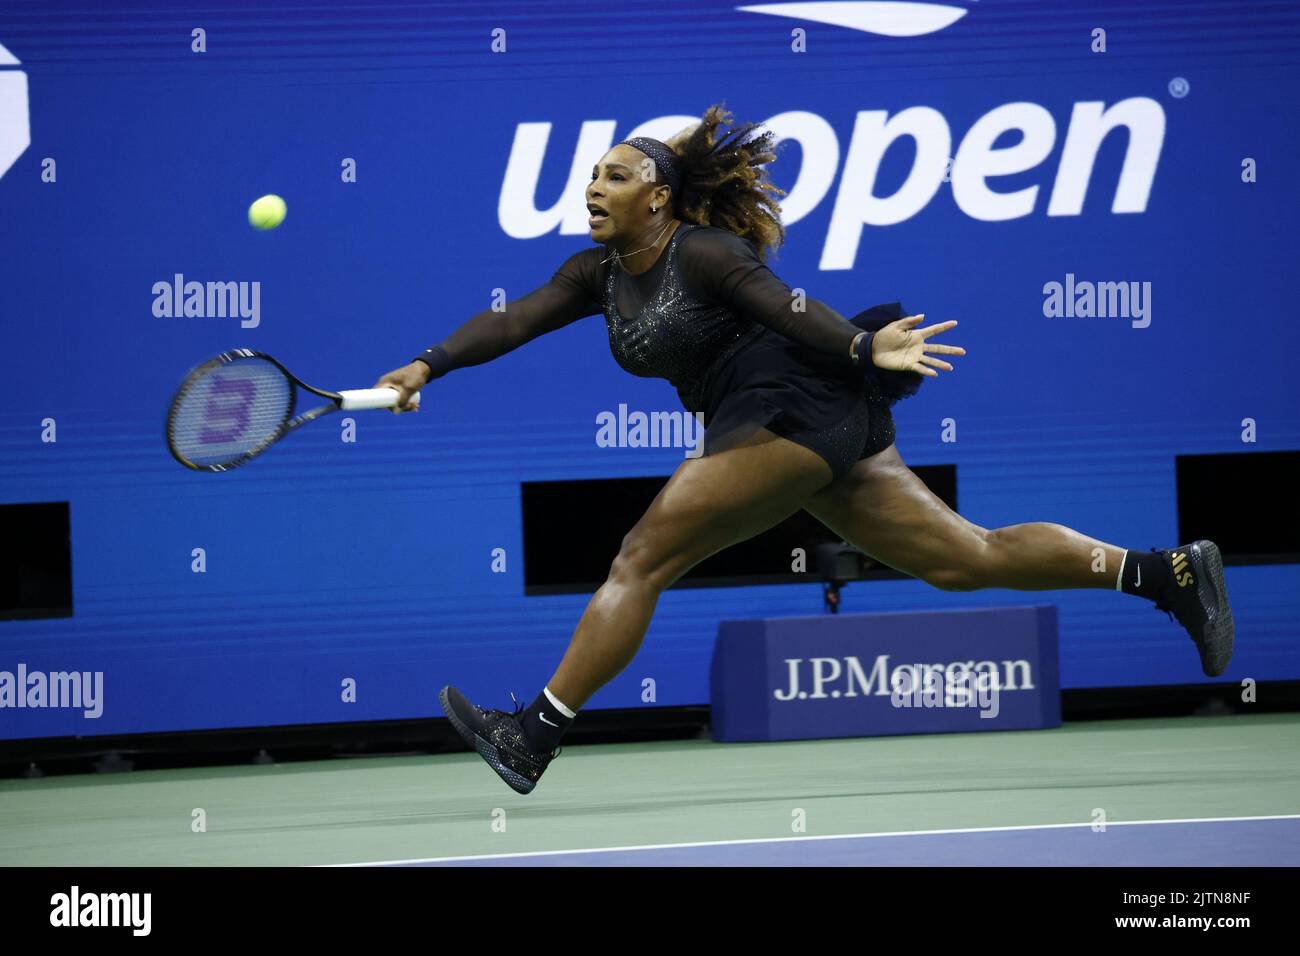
[{"left": 2, "top": 0, "right": 1297, "bottom": 739}]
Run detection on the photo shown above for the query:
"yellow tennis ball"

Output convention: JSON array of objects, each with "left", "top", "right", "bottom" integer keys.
[{"left": 248, "top": 194, "right": 287, "bottom": 231}]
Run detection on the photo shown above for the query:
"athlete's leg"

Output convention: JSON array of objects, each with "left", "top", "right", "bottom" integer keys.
[
  {"left": 801, "top": 444, "right": 1124, "bottom": 591},
  {"left": 547, "top": 428, "right": 835, "bottom": 709}
]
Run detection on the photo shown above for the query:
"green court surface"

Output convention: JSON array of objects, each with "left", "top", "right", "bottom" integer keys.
[{"left": 2, "top": 713, "right": 1297, "bottom": 867}]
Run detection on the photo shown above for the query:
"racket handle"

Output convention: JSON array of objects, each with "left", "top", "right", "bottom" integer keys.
[{"left": 337, "top": 387, "right": 422, "bottom": 411}]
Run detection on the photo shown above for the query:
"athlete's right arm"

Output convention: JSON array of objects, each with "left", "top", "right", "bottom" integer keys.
[{"left": 374, "top": 249, "right": 604, "bottom": 411}]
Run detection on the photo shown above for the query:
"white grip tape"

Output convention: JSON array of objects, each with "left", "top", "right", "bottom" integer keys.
[{"left": 337, "top": 388, "right": 422, "bottom": 411}]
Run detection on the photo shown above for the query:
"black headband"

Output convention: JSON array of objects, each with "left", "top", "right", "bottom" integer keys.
[{"left": 618, "top": 136, "right": 682, "bottom": 194}]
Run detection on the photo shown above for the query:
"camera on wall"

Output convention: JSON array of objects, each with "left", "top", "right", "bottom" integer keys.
[{"left": 815, "top": 541, "right": 878, "bottom": 614}]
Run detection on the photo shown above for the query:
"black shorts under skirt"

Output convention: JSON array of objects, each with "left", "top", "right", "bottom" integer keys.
[{"left": 698, "top": 303, "right": 923, "bottom": 481}]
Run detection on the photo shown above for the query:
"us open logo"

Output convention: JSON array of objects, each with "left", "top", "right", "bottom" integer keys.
[
  {"left": 0, "top": 40, "right": 30, "bottom": 180},
  {"left": 737, "top": 1, "right": 969, "bottom": 37}
]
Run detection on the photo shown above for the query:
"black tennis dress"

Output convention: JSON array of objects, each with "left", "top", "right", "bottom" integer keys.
[{"left": 418, "top": 222, "right": 924, "bottom": 479}]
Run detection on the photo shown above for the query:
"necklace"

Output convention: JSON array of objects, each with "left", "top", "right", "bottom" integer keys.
[{"left": 601, "top": 220, "right": 676, "bottom": 269}]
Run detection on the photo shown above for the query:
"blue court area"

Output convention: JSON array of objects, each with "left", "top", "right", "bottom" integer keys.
[{"left": 398, "top": 817, "right": 1300, "bottom": 867}]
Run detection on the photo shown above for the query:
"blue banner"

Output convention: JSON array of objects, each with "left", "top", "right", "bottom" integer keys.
[{"left": 1, "top": 1, "right": 1297, "bottom": 739}]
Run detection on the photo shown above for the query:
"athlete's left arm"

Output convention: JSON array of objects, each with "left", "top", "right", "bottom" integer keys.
[{"left": 678, "top": 227, "right": 865, "bottom": 365}]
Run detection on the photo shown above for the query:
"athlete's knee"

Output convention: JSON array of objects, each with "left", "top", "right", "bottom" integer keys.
[{"left": 609, "top": 524, "right": 682, "bottom": 594}]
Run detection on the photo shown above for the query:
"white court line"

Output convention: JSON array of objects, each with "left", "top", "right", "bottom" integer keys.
[{"left": 322, "top": 812, "right": 1300, "bottom": 867}]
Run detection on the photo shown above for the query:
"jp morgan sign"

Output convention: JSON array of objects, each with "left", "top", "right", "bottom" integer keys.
[
  {"left": 773, "top": 655, "right": 1031, "bottom": 708},
  {"left": 710, "top": 606, "right": 1060, "bottom": 742}
]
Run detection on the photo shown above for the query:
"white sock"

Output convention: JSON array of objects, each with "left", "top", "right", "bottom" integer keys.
[{"left": 544, "top": 686, "right": 577, "bottom": 719}]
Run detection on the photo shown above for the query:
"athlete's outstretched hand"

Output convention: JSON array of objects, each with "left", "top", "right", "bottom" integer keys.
[
  {"left": 373, "top": 361, "right": 430, "bottom": 414},
  {"left": 870, "top": 313, "right": 966, "bottom": 378}
]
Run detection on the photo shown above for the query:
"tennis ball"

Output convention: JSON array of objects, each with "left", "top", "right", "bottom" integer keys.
[{"left": 248, "top": 194, "right": 287, "bottom": 231}]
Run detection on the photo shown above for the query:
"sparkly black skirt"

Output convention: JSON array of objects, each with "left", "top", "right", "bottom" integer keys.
[{"left": 698, "top": 302, "right": 925, "bottom": 481}]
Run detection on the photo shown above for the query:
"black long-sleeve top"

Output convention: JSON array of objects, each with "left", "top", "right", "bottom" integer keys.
[{"left": 415, "top": 223, "right": 877, "bottom": 412}]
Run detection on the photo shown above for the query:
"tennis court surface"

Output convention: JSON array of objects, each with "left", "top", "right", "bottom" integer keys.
[{"left": 2, "top": 714, "right": 1295, "bottom": 867}]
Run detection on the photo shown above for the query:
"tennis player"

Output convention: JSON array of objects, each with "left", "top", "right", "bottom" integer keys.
[{"left": 375, "top": 105, "right": 1234, "bottom": 795}]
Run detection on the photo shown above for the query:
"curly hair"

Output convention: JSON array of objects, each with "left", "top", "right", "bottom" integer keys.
[{"left": 661, "top": 104, "right": 787, "bottom": 262}]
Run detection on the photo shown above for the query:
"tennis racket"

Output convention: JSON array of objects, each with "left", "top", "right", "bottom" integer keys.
[{"left": 166, "top": 349, "right": 420, "bottom": 472}]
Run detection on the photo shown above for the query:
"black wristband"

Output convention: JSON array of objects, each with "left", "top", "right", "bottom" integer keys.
[
  {"left": 413, "top": 345, "right": 452, "bottom": 380},
  {"left": 851, "top": 331, "right": 875, "bottom": 367}
]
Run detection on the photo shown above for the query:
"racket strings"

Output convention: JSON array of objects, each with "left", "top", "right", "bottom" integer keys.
[{"left": 169, "top": 358, "right": 294, "bottom": 468}]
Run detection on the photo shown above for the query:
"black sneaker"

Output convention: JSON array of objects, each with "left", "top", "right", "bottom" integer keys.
[
  {"left": 1152, "top": 540, "right": 1234, "bottom": 677},
  {"left": 438, "top": 685, "right": 559, "bottom": 794}
]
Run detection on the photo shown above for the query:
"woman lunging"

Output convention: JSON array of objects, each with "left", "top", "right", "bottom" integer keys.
[{"left": 374, "top": 105, "right": 1233, "bottom": 794}]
